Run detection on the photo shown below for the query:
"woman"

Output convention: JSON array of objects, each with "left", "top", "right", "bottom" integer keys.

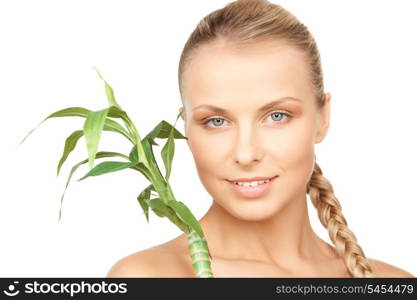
[{"left": 107, "top": 0, "right": 414, "bottom": 278}]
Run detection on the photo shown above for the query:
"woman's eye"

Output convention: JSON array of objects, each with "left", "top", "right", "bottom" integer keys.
[
  {"left": 202, "top": 111, "right": 291, "bottom": 128},
  {"left": 267, "top": 111, "right": 291, "bottom": 123},
  {"left": 203, "top": 117, "right": 228, "bottom": 128}
]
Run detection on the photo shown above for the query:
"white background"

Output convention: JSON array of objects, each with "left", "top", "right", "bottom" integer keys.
[{"left": 1, "top": 0, "right": 416, "bottom": 277}]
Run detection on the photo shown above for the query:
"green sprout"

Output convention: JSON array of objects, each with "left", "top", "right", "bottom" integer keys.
[{"left": 18, "top": 66, "right": 214, "bottom": 278}]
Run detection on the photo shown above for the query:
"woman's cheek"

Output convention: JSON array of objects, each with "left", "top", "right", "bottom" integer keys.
[
  {"left": 285, "top": 127, "right": 313, "bottom": 159},
  {"left": 187, "top": 128, "right": 222, "bottom": 169},
  {"left": 261, "top": 120, "right": 314, "bottom": 185},
  {"left": 280, "top": 122, "right": 316, "bottom": 184}
]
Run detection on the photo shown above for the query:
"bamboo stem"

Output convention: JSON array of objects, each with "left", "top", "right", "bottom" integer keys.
[
  {"left": 187, "top": 230, "right": 214, "bottom": 278},
  {"left": 149, "top": 164, "right": 214, "bottom": 277}
]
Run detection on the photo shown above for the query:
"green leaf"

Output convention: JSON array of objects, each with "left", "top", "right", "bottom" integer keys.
[
  {"left": 128, "top": 144, "right": 139, "bottom": 163},
  {"left": 57, "top": 123, "right": 136, "bottom": 177},
  {"left": 18, "top": 107, "right": 90, "bottom": 146},
  {"left": 167, "top": 199, "right": 205, "bottom": 239},
  {"left": 165, "top": 206, "right": 189, "bottom": 233},
  {"left": 141, "top": 137, "right": 164, "bottom": 180},
  {"left": 83, "top": 107, "right": 111, "bottom": 170},
  {"left": 148, "top": 198, "right": 167, "bottom": 218},
  {"left": 18, "top": 106, "right": 135, "bottom": 147},
  {"left": 148, "top": 197, "right": 165, "bottom": 211},
  {"left": 77, "top": 160, "right": 136, "bottom": 181},
  {"left": 144, "top": 120, "right": 188, "bottom": 144},
  {"left": 137, "top": 184, "right": 155, "bottom": 223},
  {"left": 161, "top": 127, "right": 175, "bottom": 181},
  {"left": 57, "top": 130, "right": 84, "bottom": 176},
  {"left": 142, "top": 137, "right": 157, "bottom": 165},
  {"left": 91, "top": 67, "right": 148, "bottom": 166},
  {"left": 103, "top": 120, "right": 134, "bottom": 143},
  {"left": 93, "top": 66, "right": 122, "bottom": 109},
  {"left": 45, "top": 107, "right": 91, "bottom": 118},
  {"left": 91, "top": 69, "right": 148, "bottom": 168},
  {"left": 134, "top": 162, "right": 154, "bottom": 183},
  {"left": 145, "top": 196, "right": 193, "bottom": 234},
  {"left": 106, "top": 106, "right": 144, "bottom": 154},
  {"left": 127, "top": 144, "right": 154, "bottom": 182},
  {"left": 107, "top": 106, "right": 137, "bottom": 142},
  {"left": 58, "top": 151, "right": 130, "bottom": 221},
  {"left": 103, "top": 120, "right": 134, "bottom": 144},
  {"left": 106, "top": 105, "right": 150, "bottom": 169}
]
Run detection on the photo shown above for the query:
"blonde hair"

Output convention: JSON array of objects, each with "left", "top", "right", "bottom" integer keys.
[{"left": 177, "top": 0, "right": 373, "bottom": 277}]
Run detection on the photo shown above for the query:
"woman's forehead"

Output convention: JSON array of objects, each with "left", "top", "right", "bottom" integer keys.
[{"left": 181, "top": 40, "right": 313, "bottom": 106}]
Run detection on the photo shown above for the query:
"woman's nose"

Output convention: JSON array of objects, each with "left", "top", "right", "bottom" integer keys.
[{"left": 232, "top": 126, "right": 263, "bottom": 165}]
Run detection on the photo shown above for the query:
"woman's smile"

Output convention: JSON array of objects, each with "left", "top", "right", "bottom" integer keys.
[{"left": 226, "top": 175, "right": 278, "bottom": 198}]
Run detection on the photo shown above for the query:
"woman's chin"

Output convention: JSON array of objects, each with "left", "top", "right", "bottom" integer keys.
[{"left": 220, "top": 198, "right": 285, "bottom": 222}]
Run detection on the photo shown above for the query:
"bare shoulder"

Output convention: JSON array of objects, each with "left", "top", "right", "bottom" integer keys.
[
  {"left": 368, "top": 258, "right": 415, "bottom": 278},
  {"left": 106, "top": 248, "right": 165, "bottom": 277},
  {"left": 106, "top": 241, "right": 193, "bottom": 278}
]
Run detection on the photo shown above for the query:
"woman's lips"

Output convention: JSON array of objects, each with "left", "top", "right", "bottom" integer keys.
[{"left": 226, "top": 176, "right": 278, "bottom": 198}]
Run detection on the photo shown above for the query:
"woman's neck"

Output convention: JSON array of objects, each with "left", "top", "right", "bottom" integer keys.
[{"left": 198, "top": 193, "right": 337, "bottom": 268}]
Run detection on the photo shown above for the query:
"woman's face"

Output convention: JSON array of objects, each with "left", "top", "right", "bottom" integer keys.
[{"left": 180, "top": 39, "right": 331, "bottom": 221}]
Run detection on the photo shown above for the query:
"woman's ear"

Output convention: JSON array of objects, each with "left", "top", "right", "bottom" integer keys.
[
  {"left": 315, "top": 92, "right": 331, "bottom": 144},
  {"left": 179, "top": 107, "right": 186, "bottom": 120},
  {"left": 179, "top": 107, "right": 190, "bottom": 145}
]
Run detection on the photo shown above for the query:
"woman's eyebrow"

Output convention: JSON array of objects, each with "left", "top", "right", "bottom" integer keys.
[{"left": 191, "top": 97, "right": 302, "bottom": 113}]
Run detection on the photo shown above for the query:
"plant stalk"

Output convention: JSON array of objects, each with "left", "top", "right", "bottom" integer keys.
[
  {"left": 187, "top": 230, "right": 214, "bottom": 278},
  {"left": 154, "top": 179, "right": 214, "bottom": 278}
]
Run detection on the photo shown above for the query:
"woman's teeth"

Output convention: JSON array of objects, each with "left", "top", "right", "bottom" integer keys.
[{"left": 233, "top": 179, "right": 271, "bottom": 187}]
